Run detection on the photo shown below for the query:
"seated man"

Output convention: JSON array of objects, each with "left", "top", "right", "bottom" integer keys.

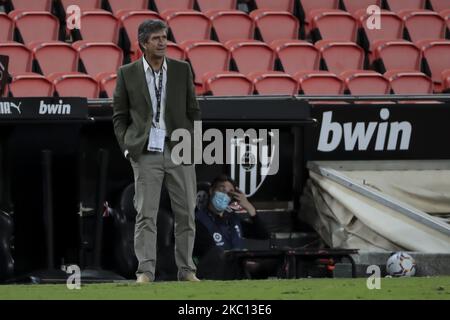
[{"left": 193, "top": 174, "right": 274, "bottom": 279}]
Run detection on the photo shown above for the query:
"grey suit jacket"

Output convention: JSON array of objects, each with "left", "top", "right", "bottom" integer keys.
[{"left": 112, "top": 57, "right": 201, "bottom": 161}]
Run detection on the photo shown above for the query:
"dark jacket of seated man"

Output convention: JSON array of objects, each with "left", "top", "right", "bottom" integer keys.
[{"left": 193, "top": 175, "right": 271, "bottom": 279}]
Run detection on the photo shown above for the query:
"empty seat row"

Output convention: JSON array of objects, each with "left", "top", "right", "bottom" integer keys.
[
  {"left": 4, "top": 72, "right": 116, "bottom": 99},
  {"left": 0, "top": 41, "right": 123, "bottom": 78},
  {"left": 5, "top": 69, "right": 442, "bottom": 99}
]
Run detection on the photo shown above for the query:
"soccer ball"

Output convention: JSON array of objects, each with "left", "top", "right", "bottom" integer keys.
[{"left": 386, "top": 252, "right": 416, "bottom": 277}]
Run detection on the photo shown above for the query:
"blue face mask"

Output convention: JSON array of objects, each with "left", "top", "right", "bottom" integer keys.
[{"left": 211, "top": 191, "right": 231, "bottom": 212}]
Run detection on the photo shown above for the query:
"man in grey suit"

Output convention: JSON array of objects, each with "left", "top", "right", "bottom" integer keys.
[{"left": 112, "top": 19, "right": 201, "bottom": 283}]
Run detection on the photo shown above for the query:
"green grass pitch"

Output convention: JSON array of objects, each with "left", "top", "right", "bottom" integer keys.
[{"left": 0, "top": 277, "right": 449, "bottom": 300}]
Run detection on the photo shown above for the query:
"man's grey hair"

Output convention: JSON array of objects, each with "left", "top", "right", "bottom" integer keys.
[{"left": 138, "top": 19, "right": 168, "bottom": 51}]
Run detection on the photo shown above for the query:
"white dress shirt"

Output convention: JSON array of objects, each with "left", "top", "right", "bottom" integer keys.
[{"left": 142, "top": 55, "right": 168, "bottom": 131}]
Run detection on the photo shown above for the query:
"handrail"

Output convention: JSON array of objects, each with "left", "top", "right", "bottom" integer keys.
[{"left": 88, "top": 94, "right": 450, "bottom": 106}]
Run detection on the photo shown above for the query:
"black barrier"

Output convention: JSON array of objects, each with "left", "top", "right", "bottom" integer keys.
[
  {"left": 0, "top": 97, "right": 89, "bottom": 121},
  {"left": 0, "top": 55, "right": 8, "bottom": 97},
  {"left": 306, "top": 103, "right": 450, "bottom": 160}
]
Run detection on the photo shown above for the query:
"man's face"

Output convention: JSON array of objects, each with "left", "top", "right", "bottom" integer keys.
[
  {"left": 142, "top": 29, "right": 167, "bottom": 59},
  {"left": 210, "top": 181, "right": 235, "bottom": 197}
]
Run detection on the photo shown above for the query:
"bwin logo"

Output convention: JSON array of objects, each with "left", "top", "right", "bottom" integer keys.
[
  {"left": 39, "top": 100, "right": 72, "bottom": 115},
  {"left": 318, "top": 109, "right": 412, "bottom": 152},
  {"left": 0, "top": 101, "right": 22, "bottom": 114}
]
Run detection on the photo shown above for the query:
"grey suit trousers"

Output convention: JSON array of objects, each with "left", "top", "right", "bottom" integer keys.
[{"left": 130, "top": 142, "right": 197, "bottom": 280}]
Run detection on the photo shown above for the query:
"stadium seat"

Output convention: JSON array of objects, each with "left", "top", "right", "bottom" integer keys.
[
  {"left": 315, "top": 40, "right": 365, "bottom": 75},
  {"left": 152, "top": 0, "right": 194, "bottom": 14},
  {"left": 72, "top": 41, "right": 123, "bottom": 77},
  {"left": 9, "top": 10, "right": 60, "bottom": 45},
  {"left": 416, "top": 39, "right": 450, "bottom": 91},
  {"left": 399, "top": 10, "right": 446, "bottom": 42},
  {"left": 308, "top": 9, "right": 358, "bottom": 42},
  {"left": 442, "top": 69, "right": 450, "bottom": 92},
  {"left": 207, "top": 10, "right": 254, "bottom": 43},
  {"left": 429, "top": 0, "right": 450, "bottom": 12},
  {"left": 0, "top": 13, "right": 13, "bottom": 42},
  {"left": 270, "top": 40, "right": 320, "bottom": 75},
  {"left": 131, "top": 40, "right": 185, "bottom": 61},
  {"left": 9, "top": 73, "right": 53, "bottom": 97},
  {"left": 203, "top": 71, "right": 253, "bottom": 96},
  {"left": 8, "top": 0, "right": 52, "bottom": 11},
  {"left": 196, "top": 0, "right": 236, "bottom": 12},
  {"left": 341, "top": 0, "right": 382, "bottom": 14},
  {"left": 59, "top": 0, "right": 101, "bottom": 11},
  {"left": 294, "top": 71, "right": 344, "bottom": 95},
  {"left": 371, "top": 40, "right": 421, "bottom": 73},
  {"left": 353, "top": 9, "right": 404, "bottom": 52},
  {"left": 249, "top": 10, "right": 299, "bottom": 43},
  {"left": 48, "top": 72, "right": 99, "bottom": 98},
  {"left": 106, "top": 0, "right": 149, "bottom": 14},
  {"left": 162, "top": 10, "right": 211, "bottom": 43},
  {"left": 248, "top": 71, "right": 299, "bottom": 95},
  {"left": 384, "top": 0, "right": 426, "bottom": 12},
  {"left": 253, "top": 0, "right": 295, "bottom": 12},
  {"left": 28, "top": 41, "right": 78, "bottom": 76},
  {"left": 70, "top": 10, "right": 119, "bottom": 43},
  {"left": 340, "top": 70, "right": 390, "bottom": 94},
  {"left": 116, "top": 10, "right": 162, "bottom": 52},
  {"left": 96, "top": 72, "right": 117, "bottom": 98},
  {"left": 440, "top": 9, "right": 450, "bottom": 37},
  {"left": 0, "top": 42, "right": 32, "bottom": 75},
  {"left": 225, "top": 40, "right": 274, "bottom": 75},
  {"left": 297, "top": 0, "right": 339, "bottom": 35},
  {"left": 384, "top": 70, "right": 434, "bottom": 94},
  {"left": 181, "top": 40, "right": 230, "bottom": 86}
]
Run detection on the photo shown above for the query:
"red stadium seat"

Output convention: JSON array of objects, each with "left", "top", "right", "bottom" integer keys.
[
  {"left": 341, "top": 0, "right": 382, "bottom": 14},
  {"left": 399, "top": 10, "right": 446, "bottom": 42},
  {"left": 48, "top": 72, "right": 99, "bottom": 98},
  {"left": 385, "top": 0, "right": 426, "bottom": 12},
  {"left": 72, "top": 41, "right": 123, "bottom": 77},
  {"left": 0, "top": 13, "right": 13, "bottom": 42},
  {"left": 9, "top": 10, "right": 60, "bottom": 45},
  {"left": 442, "top": 69, "right": 450, "bottom": 92},
  {"left": 430, "top": 0, "right": 450, "bottom": 12},
  {"left": 28, "top": 41, "right": 78, "bottom": 76},
  {"left": 181, "top": 40, "right": 230, "bottom": 85},
  {"left": 116, "top": 10, "right": 162, "bottom": 52},
  {"left": 131, "top": 41, "right": 185, "bottom": 61},
  {"left": 270, "top": 40, "right": 320, "bottom": 75},
  {"left": 384, "top": 70, "right": 434, "bottom": 93},
  {"left": 196, "top": 0, "right": 236, "bottom": 12},
  {"left": 107, "top": 0, "right": 149, "bottom": 14},
  {"left": 248, "top": 71, "right": 299, "bottom": 95},
  {"left": 0, "top": 41, "right": 32, "bottom": 75},
  {"left": 294, "top": 71, "right": 344, "bottom": 95},
  {"left": 416, "top": 39, "right": 450, "bottom": 91},
  {"left": 152, "top": 0, "right": 194, "bottom": 14},
  {"left": 203, "top": 71, "right": 253, "bottom": 96},
  {"left": 298, "top": 0, "right": 339, "bottom": 34},
  {"left": 207, "top": 10, "right": 254, "bottom": 43},
  {"left": 225, "top": 40, "right": 274, "bottom": 75},
  {"left": 309, "top": 9, "right": 358, "bottom": 42},
  {"left": 249, "top": 10, "right": 299, "bottom": 43},
  {"left": 315, "top": 40, "right": 365, "bottom": 75},
  {"left": 253, "top": 0, "right": 295, "bottom": 12},
  {"left": 162, "top": 10, "right": 211, "bottom": 43},
  {"left": 340, "top": 70, "right": 390, "bottom": 94},
  {"left": 60, "top": 0, "right": 101, "bottom": 11},
  {"left": 353, "top": 10, "right": 403, "bottom": 52},
  {"left": 96, "top": 72, "right": 117, "bottom": 98},
  {"left": 371, "top": 40, "right": 421, "bottom": 73},
  {"left": 70, "top": 10, "right": 119, "bottom": 43},
  {"left": 9, "top": 0, "right": 52, "bottom": 11},
  {"left": 440, "top": 9, "right": 450, "bottom": 34},
  {"left": 9, "top": 73, "right": 53, "bottom": 97}
]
